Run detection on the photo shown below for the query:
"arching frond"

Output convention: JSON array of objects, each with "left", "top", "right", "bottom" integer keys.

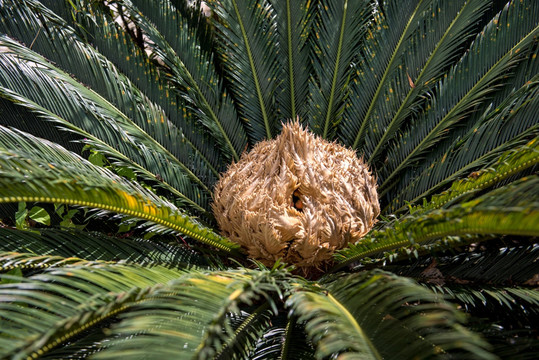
[
  {"left": 307, "top": 0, "right": 373, "bottom": 139},
  {"left": 365, "top": 0, "right": 491, "bottom": 163},
  {"left": 341, "top": 0, "right": 432, "bottom": 150},
  {"left": 0, "top": 1, "right": 219, "bottom": 204},
  {"left": 211, "top": 0, "right": 280, "bottom": 142},
  {"left": 382, "top": 244, "right": 538, "bottom": 288},
  {"left": 387, "top": 73, "right": 539, "bottom": 212},
  {"left": 335, "top": 176, "right": 539, "bottom": 266},
  {"left": 379, "top": 0, "right": 539, "bottom": 195},
  {"left": 91, "top": 267, "right": 290, "bottom": 359},
  {"left": 0, "top": 88, "right": 209, "bottom": 215},
  {"left": 0, "top": 126, "right": 239, "bottom": 253},
  {"left": 108, "top": 0, "right": 247, "bottom": 162},
  {"left": 288, "top": 270, "right": 495, "bottom": 359},
  {"left": 0, "top": 37, "right": 214, "bottom": 209},
  {"left": 0, "top": 260, "right": 185, "bottom": 359},
  {"left": 270, "top": 0, "right": 313, "bottom": 122},
  {"left": 412, "top": 138, "right": 539, "bottom": 214},
  {"left": 248, "top": 314, "right": 315, "bottom": 360},
  {"left": 0, "top": 227, "right": 208, "bottom": 268}
]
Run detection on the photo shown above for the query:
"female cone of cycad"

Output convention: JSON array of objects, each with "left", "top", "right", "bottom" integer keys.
[{"left": 212, "top": 122, "right": 380, "bottom": 272}]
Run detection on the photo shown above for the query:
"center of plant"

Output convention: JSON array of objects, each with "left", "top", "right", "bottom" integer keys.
[{"left": 212, "top": 122, "right": 380, "bottom": 271}]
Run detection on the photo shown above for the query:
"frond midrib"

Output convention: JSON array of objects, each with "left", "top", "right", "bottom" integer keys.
[
  {"left": 0, "top": 87, "right": 209, "bottom": 214},
  {"left": 231, "top": 0, "right": 271, "bottom": 140},
  {"left": 352, "top": 0, "right": 426, "bottom": 151},
  {"left": 286, "top": 0, "right": 296, "bottom": 120},
  {"left": 380, "top": 24, "right": 539, "bottom": 193},
  {"left": 325, "top": 291, "right": 383, "bottom": 360},
  {"left": 322, "top": 0, "right": 349, "bottom": 139},
  {"left": 367, "top": 0, "right": 483, "bottom": 163}
]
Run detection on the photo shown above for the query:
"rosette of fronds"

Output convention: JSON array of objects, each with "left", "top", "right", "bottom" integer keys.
[{"left": 0, "top": 0, "right": 537, "bottom": 359}]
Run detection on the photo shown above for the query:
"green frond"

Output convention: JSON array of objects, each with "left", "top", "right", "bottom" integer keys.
[
  {"left": 379, "top": 0, "right": 539, "bottom": 195},
  {"left": 0, "top": 227, "right": 208, "bottom": 267},
  {"left": 0, "top": 126, "right": 239, "bottom": 253},
  {"left": 109, "top": 0, "right": 247, "bottom": 162},
  {"left": 212, "top": 0, "right": 279, "bottom": 142},
  {"left": 413, "top": 138, "right": 539, "bottom": 214},
  {"left": 342, "top": 0, "right": 432, "bottom": 150},
  {"left": 0, "top": 251, "right": 84, "bottom": 273},
  {"left": 288, "top": 269, "right": 495, "bottom": 359},
  {"left": 67, "top": 1, "right": 226, "bottom": 178},
  {"left": 92, "top": 268, "right": 289, "bottom": 359},
  {"left": 366, "top": 0, "right": 491, "bottom": 163},
  {"left": 383, "top": 244, "right": 538, "bottom": 287},
  {"left": 213, "top": 302, "right": 274, "bottom": 359},
  {"left": 433, "top": 285, "right": 539, "bottom": 313},
  {"left": 0, "top": 2, "right": 218, "bottom": 202},
  {"left": 0, "top": 260, "right": 185, "bottom": 359},
  {"left": 0, "top": 87, "right": 209, "bottom": 215},
  {"left": 270, "top": 0, "right": 313, "bottom": 121},
  {"left": 246, "top": 313, "right": 315, "bottom": 360},
  {"left": 387, "top": 72, "right": 539, "bottom": 212},
  {"left": 307, "top": 0, "right": 372, "bottom": 139},
  {"left": 0, "top": 37, "right": 214, "bottom": 207},
  {"left": 0, "top": 95, "right": 82, "bottom": 154},
  {"left": 335, "top": 176, "right": 539, "bottom": 266}
]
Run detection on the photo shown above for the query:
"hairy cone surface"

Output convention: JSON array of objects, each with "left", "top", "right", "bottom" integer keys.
[{"left": 212, "top": 122, "right": 379, "bottom": 271}]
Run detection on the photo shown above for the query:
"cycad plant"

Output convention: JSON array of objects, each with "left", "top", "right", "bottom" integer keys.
[{"left": 0, "top": 0, "right": 537, "bottom": 358}]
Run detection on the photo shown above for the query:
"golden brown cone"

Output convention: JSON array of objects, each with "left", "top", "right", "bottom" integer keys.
[{"left": 212, "top": 121, "right": 380, "bottom": 272}]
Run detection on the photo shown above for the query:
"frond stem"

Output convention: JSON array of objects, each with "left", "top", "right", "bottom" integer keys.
[
  {"left": 231, "top": 0, "right": 272, "bottom": 140},
  {"left": 322, "top": 0, "right": 348, "bottom": 139},
  {"left": 380, "top": 25, "right": 539, "bottom": 194},
  {"left": 326, "top": 292, "right": 383, "bottom": 360},
  {"left": 352, "top": 0, "right": 426, "bottom": 152},
  {"left": 368, "top": 0, "right": 474, "bottom": 163},
  {"left": 280, "top": 315, "right": 296, "bottom": 360},
  {"left": 214, "top": 301, "right": 271, "bottom": 359},
  {"left": 286, "top": 0, "right": 296, "bottom": 120}
]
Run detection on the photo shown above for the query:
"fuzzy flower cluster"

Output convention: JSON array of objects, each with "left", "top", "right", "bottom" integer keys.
[{"left": 212, "top": 122, "right": 379, "bottom": 271}]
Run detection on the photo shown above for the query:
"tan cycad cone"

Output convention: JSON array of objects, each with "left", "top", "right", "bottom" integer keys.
[{"left": 212, "top": 121, "right": 380, "bottom": 272}]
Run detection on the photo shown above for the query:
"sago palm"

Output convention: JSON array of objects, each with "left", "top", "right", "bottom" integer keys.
[{"left": 0, "top": 0, "right": 537, "bottom": 358}]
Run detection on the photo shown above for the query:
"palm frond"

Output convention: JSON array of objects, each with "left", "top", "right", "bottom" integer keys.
[
  {"left": 110, "top": 0, "right": 247, "bottom": 162},
  {"left": 387, "top": 72, "right": 539, "bottom": 212},
  {"left": 379, "top": 0, "right": 539, "bottom": 196},
  {"left": 270, "top": 0, "right": 313, "bottom": 122},
  {"left": 366, "top": 0, "right": 491, "bottom": 163},
  {"left": 214, "top": 303, "right": 274, "bottom": 359},
  {"left": 341, "top": 0, "right": 432, "bottom": 150},
  {"left": 0, "top": 227, "right": 208, "bottom": 267},
  {"left": 211, "top": 0, "right": 279, "bottom": 142},
  {"left": 248, "top": 314, "right": 315, "bottom": 360},
  {"left": 288, "top": 269, "right": 495, "bottom": 359},
  {"left": 92, "top": 268, "right": 289, "bottom": 359},
  {"left": 67, "top": 1, "right": 226, "bottom": 178},
  {"left": 0, "top": 87, "right": 209, "bottom": 215},
  {"left": 0, "top": 260, "right": 184, "bottom": 359},
  {"left": 307, "top": 0, "right": 372, "bottom": 139},
  {"left": 0, "top": 1, "right": 218, "bottom": 201},
  {"left": 1, "top": 251, "right": 84, "bottom": 273},
  {"left": 433, "top": 285, "right": 539, "bottom": 313},
  {"left": 382, "top": 243, "right": 538, "bottom": 287},
  {"left": 414, "top": 137, "right": 539, "bottom": 214},
  {"left": 335, "top": 175, "right": 539, "bottom": 266},
  {"left": 0, "top": 36, "right": 213, "bottom": 202},
  {"left": 0, "top": 96, "right": 82, "bottom": 154},
  {"left": 0, "top": 126, "right": 239, "bottom": 253}
]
